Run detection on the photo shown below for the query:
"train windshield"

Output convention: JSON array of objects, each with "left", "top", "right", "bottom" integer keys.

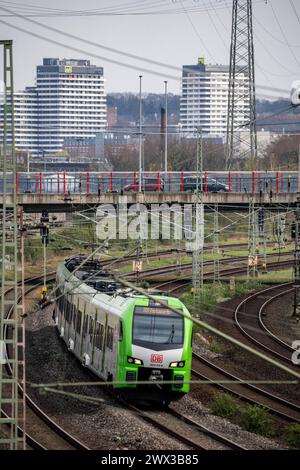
[{"left": 132, "top": 305, "right": 184, "bottom": 350}]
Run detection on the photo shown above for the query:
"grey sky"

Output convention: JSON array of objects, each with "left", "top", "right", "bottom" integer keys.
[{"left": 0, "top": 0, "right": 299, "bottom": 99}]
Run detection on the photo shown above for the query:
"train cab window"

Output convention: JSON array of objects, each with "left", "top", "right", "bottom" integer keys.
[
  {"left": 133, "top": 306, "right": 184, "bottom": 351},
  {"left": 106, "top": 326, "right": 114, "bottom": 350},
  {"left": 95, "top": 322, "right": 104, "bottom": 350}
]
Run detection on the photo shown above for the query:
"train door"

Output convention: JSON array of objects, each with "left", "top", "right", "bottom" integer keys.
[
  {"left": 104, "top": 317, "right": 118, "bottom": 380},
  {"left": 56, "top": 287, "right": 63, "bottom": 329},
  {"left": 61, "top": 291, "right": 67, "bottom": 339},
  {"left": 93, "top": 309, "right": 105, "bottom": 377},
  {"left": 64, "top": 294, "right": 71, "bottom": 340},
  {"left": 74, "top": 297, "right": 83, "bottom": 356},
  {"left": 70, "top": 296, "right": 78, "bottom": 341},
  {"left": 81, "top": 302, "right": 89, "bottom": 357},
  {"left": 86, "top": 306, "right": 96, "bottom": 368}
]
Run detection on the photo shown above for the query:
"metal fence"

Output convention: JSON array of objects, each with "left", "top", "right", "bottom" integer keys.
[{"left": 0, "top": 171, "right": 298, "bottom": 194}]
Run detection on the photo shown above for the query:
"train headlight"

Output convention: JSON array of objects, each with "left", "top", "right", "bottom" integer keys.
[
  {"left": 169, "top": 361, "right": 185, "bottom": 368},
  {"left": 127, "top": 356, "right": 143, "bottom": 365}
]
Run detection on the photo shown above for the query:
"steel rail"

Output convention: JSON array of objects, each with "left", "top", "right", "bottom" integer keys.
[{"left": 2, "top": 276, "right": 90, "bottom": 450}]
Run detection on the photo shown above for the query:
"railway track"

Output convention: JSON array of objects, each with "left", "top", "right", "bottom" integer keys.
[
  {"left": 149, "top": 266, "right": 300, "bottom": 426},
  {"left": 234, "top": 283, "right": 298, "bottom": 367},
  {"left": 121, "top": 400, "right": 246, "bottom": 450},
  {"left": 154, "top": 259, "right": 294, "bottom": 294},
  {"left": 123, "top": 252, "right": 294, "bottom": 279},
  {"left": 2, "top": 276, "right": 90, "bottom": 450},
  {"left": 259, "top": 288, "right": 295, "bottom": 351},
  {"left": 191, "top": 352, "right": 300, "bottom": 424},
  {"left": 1, "top": 249, "right": 296, "bottom": 449}
]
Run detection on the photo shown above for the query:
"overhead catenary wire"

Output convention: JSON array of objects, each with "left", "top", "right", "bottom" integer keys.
[
  {"left": 0, "top": 0, "right": 267, "bottom": 17},
  {"left": 289, "top": 0, "right": 300, "bottom": 27},
  {"left": 0, "top": 4, "right": 290, "bottom": 97},
  {"left": 268, "top": 0, "right": 300, "bottom": 69},
  {"left": 179, "top": 0, "right": 217, "bottom": 63}
]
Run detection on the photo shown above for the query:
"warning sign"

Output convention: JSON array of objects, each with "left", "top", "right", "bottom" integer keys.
[
  {"left": 248, "top": 256, "right": 258, "bottom": 267},
  {"left": 133, "top": 260, "right": 143, "bottom": 272}
]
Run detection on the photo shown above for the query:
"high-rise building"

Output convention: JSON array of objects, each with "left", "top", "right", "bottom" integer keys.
[
  {"left": 180, "top": 58, "right": 249, "bottom": 138},
  {"left": 0, "top": 58, "right": 107, "bottom": 156}
]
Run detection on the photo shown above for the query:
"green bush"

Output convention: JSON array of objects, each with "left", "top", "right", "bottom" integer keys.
[
  {"left": 286, "top": 423, "right": 300, "bottom": 449},
  {"left": 211, "top": 392, "right": 238, "bottom": 418},
  {"left": 209, "top": 340, "right": 224, "bottom": 354},
  {"left": 241, "top": 405, "right": 274, "bottom": 436}
]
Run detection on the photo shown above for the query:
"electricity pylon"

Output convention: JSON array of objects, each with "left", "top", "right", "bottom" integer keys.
[
  {"left": 0, "top": 40, "right": 25, "bottom": 449},
  {"left": 226, "top": 0, "right": 257, "bottom": 170}
]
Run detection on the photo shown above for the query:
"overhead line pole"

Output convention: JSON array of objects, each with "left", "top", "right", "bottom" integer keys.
[
  {"left": 138, "top": 75, "right": 142, "bottom": 193},
  {"left": 164, "top": 80, "right": 168, "bottom": 175},
  {"left": 293, "top": 142, "right": 300, "bottom": 320},
  {"left": 0, "top": 40, "right": 25, "bottom": 450}
]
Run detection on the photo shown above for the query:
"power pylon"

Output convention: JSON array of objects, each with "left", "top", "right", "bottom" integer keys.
[
  {"left": 226, "top": 0, "right": 257, "bottom": 170},
  {"left": 0, "top": 40, "right": 25, "bottom": 449}
]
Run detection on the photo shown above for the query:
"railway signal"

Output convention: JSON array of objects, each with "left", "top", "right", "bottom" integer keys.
[
  {"left": 39, "top": 209, "right": 49, "bottom": 304},
  {"left": 291, "top": 222, "right": 297, "bottom": 240}
]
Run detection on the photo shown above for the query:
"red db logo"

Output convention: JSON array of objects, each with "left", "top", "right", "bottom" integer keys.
[{"left": 150, "top": 354, "right": 163, "bottom": 363}]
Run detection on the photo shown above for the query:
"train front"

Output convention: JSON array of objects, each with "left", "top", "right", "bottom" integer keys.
[{"left": 118, "top": 297, "right": 193, "bottom": 403}]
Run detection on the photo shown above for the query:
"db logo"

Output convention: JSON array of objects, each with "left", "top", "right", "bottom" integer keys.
[{"left": 150, "top": 354, "right": 163, "bottom": 363}]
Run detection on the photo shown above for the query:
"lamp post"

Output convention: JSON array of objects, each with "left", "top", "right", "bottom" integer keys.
[
  {"left": 139, "top": 75, "right": 142, "bottom": 193},
  {"left": 164, "top": 80, "right": 168, "bottom": 175}
]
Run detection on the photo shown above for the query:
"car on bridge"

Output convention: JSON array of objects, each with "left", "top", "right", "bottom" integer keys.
[
  {"left": 183, "top": 176, "right": 229, "bottom": 192},
  {"left": 124, "top": 177, "right": 165, "bottom": 192}
]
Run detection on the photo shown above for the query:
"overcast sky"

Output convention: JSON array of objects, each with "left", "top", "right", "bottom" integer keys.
[{"left": 0, "top": 0, "right": 299, "bottom": 99}]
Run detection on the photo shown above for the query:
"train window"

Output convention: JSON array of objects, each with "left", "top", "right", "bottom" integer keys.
[
  {"left": 69, "top": 303, "right": 74, "bottom": 325},
  {"left": 106, "top": 326, "right": 114, "bottom": 350},
  {"left": 89, "top": 317, "right": 94, "bottom": 342},
  {"left": 76, "top": 311, "right": 82, "bottom": 335},
  {"left": 82, "top": 315, "right": 88, "bottom": 338},
  {"left": 61, "top": 295, "right": 66, "bottom": 316},
  {"left": 73, "top": 305, "right": 77, "bottom": 328},
  {"left": 118, "top": 321, "right": 123, "bottom": 341},
  {"left": 66, "top": 299, "right": 70, "bottom": 322},
  {"left": 95, "top": 322, "right": 104, "bottom": 350}
]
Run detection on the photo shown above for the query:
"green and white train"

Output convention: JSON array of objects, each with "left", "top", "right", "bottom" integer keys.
[{"left": 54, "top": 257, "right": 193, "bottom": 403}]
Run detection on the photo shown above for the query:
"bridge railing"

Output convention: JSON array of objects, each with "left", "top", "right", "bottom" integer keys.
[{"left": 1, "top": 171, "right": 298, "bottom": 195}]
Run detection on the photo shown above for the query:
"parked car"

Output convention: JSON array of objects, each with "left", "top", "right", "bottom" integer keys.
[
  {"left": 124, "top": 177, "right": 165, "bottom": 192},
  {"left": 183, "top": 176, "right": 229, "bottom": 192}
]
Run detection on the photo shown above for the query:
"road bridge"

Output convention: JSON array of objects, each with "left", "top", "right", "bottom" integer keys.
[{"left": 0, "top": 191, "right": 296, "bottom": 213}]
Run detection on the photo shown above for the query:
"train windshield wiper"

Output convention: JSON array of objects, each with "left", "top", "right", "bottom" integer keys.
[{"left": 166, "top": 323, "right": 175, "bottom": 344}]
